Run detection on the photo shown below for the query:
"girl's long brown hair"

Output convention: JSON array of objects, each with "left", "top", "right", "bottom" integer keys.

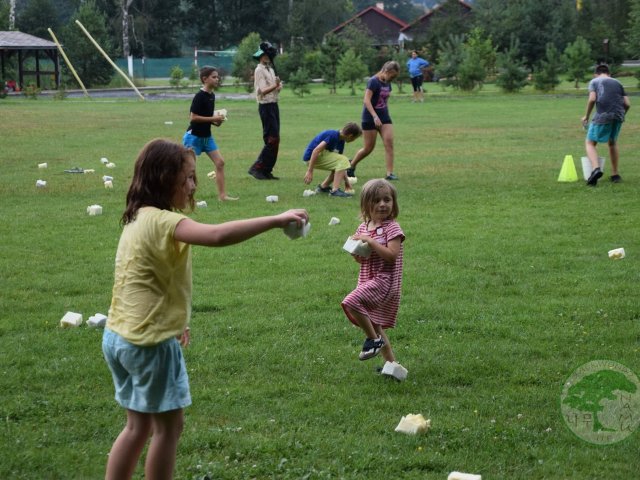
[{"left": 121, "top": 139, "right": 197, "bottom": 225}]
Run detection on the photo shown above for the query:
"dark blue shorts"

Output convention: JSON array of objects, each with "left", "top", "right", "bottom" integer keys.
[{"left": 362, "top": 111, "right": 392, "bottom": 131}]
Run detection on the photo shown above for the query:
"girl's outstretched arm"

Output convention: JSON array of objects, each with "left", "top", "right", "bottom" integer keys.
[{"left": 174, "top": 209, "right": 308, "bottom": 247}]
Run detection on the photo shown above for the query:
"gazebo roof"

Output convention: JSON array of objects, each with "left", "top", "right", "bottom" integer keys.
[{"left": 0, "top": 31, "right": 57, "bottom": 49}]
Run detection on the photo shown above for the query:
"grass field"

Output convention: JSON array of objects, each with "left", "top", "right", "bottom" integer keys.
[{"left": 0, "top": 84, "right": 639, "bottom": 479}]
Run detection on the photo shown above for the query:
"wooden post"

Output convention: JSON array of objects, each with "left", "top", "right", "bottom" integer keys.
[
  {"left": 75, "top": 20, "right": 145, "bottom": 100},
  {"left": 48, "top": 28, "right": 90, "bottom": 97}
]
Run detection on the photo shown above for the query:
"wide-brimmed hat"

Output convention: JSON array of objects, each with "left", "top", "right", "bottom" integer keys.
[{"left": 253, "top": 48, "right": 267, "bottom": 60}]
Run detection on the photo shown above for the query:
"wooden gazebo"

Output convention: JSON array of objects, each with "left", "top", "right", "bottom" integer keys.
[{"left": 0, "top": 31, "right": 60, "bottom": 89}]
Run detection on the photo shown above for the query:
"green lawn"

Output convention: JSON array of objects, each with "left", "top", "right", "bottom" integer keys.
[{"left": 0, "top": 87, "right": 638, "bottom": 479}]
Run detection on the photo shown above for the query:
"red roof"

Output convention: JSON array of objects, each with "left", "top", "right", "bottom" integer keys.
[
  {"left": 329, "top": 6, "right": 408, "bottom": 35},
  {"left": 400, "top": 0, "right": 473, "bottom": 32}
]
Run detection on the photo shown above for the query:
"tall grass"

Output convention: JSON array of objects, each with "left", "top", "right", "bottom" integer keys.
[{"left": 0, "top": 87, "right": 638, "bottom": 479}]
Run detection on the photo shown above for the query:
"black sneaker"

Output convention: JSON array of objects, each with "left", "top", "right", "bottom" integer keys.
[
  {"left": 610, "top": 174, "right": 622, "bottom": 183},
  {"left": 316, "top": 184, "right": 331, "bottom": 193},
  {"left": 248, "top": 168, "right": 269, "bottom": 180},
  {"left": 385, "top": 173, "right": 399, "bottom": 181},
  {"left": 586, "top": 167, "right": 603, "bottom": 186},
  {"left": 359, "top": 335, "right": 385, "bottom": 360},
  {"left": 266, "top": 172, "right": 280, "bottom": 180},
  {"left": 330, "top": 189, "right": 353, "bottom": 197}
]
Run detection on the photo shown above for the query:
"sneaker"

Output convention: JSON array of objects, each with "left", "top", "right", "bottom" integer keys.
[
  {"left": 359, "top": 336, "right": 385, "bottom": 361},
  {"left": 330, "top": 189, "right": 353, "bottom": 197},
  {"left": 248, "top": 168, "right": 269, "bottom": 180},
  {"left": 316, "top": 184, "right": 331, "bottom": 193},
  {"left": 586, "top": 167, "right": 603, "bottom": 186},
  {"left": 385, "top": 173, "right": 399, "bottom": 181},
  {"left": 610, "top": 174, "right": 622, "bottom": 183},
  {"left": 266, "top": 172, "right": 280, "bottom": 180}
]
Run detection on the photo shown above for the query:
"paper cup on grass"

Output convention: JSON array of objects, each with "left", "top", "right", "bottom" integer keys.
[
  {"left": 581, "top": 156, "right": 605, "bottom": 180},
  {"left": 608, "top": 247, "right": 625, "bottom": 259},
  {"left": 87, "top": 205, "right": 103, "bottom": 216}
]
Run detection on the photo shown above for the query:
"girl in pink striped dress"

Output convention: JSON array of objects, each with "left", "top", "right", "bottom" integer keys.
[{"left": 342, "top": 178, "right": 404, "bottom": 362}]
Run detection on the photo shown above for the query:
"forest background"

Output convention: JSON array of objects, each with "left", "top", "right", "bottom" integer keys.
[{"left": 2, "top": 0, "right": 640, "bottom": 91}]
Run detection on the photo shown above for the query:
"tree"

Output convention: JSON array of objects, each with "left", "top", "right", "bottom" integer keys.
[
  {"left": 415, "top": 0, "right": 474, "bottom": 65},
  {"left": 16, "top": 0, "right": 60, "bottom": 38},
  {"left": 337, "top": 48, "right": 367, "bottom": 95},
  {"left": 495, "top": 37, "right": 529, "bottom": 93},
  {"left": 576, "top": 0, "right": 632, "bottom": 62},
  {"left": 563, "top": 36, "right": 593, "bottom": 89},
  {"left": 287, "top": 0, "right": 354, "bottom": 47},
  {"left": 472, "top": 0, "right": 576, "bottom": 67},
  {"left": 625, "top": 0, "right": 640, "bottom": 59},
  {"left": 533, "top": 43, "right": 563, "bottom": 92},
  {"left": 390, "top": 48, "right": 410, "bottom": 93},
  {"left": 118, "top": 0, "right": 134, "bottom": 59},
  {"left": 60, "top": 1, "right": 114, "bottom": 87},
  {"left": 457, "top": 46, "right": 486, "bottom": 92},
  {"left": 340, "top": 22, "right": 377, "bottom": 73},
  {"left": 436, "top": 33, "right": 464, "bottom": 89},
  {"left": 233, "top": 32, "right": 262, "bottom": 92},
  {"left": 0, "top": 0, "right": 10, "bottom": 30},
  {"left": 320, "top": 33, "right": 347, "bottom": 94},
  {"left": 288, "top": 67, "right": 311, "bottom": 97}
]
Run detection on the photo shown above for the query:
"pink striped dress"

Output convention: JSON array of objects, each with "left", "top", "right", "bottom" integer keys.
[{"left": 342, "top": 220, "right": 405, "bottom": 329}]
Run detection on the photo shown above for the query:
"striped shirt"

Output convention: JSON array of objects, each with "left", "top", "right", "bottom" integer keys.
[{"left": 342, "top": 220, "right": 405, "bottom": 329}]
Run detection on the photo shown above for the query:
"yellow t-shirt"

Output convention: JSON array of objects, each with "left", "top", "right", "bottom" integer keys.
[{"left": 107, "top": 207, "right": 192, "bottom": 346}]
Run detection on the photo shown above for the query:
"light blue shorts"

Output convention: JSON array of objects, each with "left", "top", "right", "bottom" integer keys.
[
  {"left": 587, "top": 121, "right": 622, "bottom": 144},
  {"left": 183, "top": 132, "right": 218, "bottom": 155},
  {"left": 102, "top": 328, "right": 191, "bottom": 413}
]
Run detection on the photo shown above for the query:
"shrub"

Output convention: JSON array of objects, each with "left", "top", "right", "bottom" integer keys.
[{"left": 169, "top": 66, "right": 184, "bottom": 89}]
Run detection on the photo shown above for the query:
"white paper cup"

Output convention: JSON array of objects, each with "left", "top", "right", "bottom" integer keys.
[
  {"left": 581, "top": 156, "right": 605, "bottom": 180},
  {"left": 266, "top": 195, "right": 279, "bottom": 203},
  {"left": 284, "top": 220, "right": 310, "bottom": 239},
  {"left": 87, "top": 205, "right": 103, "bottom": 216},
  {"left": 38, "top": 162, "right": 48, "bottom": 169},
  {"left": 608, "top": 247, "right": 625, "bottom": 259},
  {"left": 36, "top": 179, "right": 47, "bottom": 187}
]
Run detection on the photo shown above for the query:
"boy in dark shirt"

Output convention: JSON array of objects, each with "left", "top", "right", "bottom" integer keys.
[
  {"left": 582, "top": 64, "right": 631, "bottom": 185},
  {"left": 183, "top": 66, "right": 238, "bottom": 200}
]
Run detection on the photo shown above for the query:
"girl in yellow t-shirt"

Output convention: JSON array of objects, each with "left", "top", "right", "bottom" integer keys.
[{"left": 103, "top": 138, "right": 308, "bottom": 480}]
